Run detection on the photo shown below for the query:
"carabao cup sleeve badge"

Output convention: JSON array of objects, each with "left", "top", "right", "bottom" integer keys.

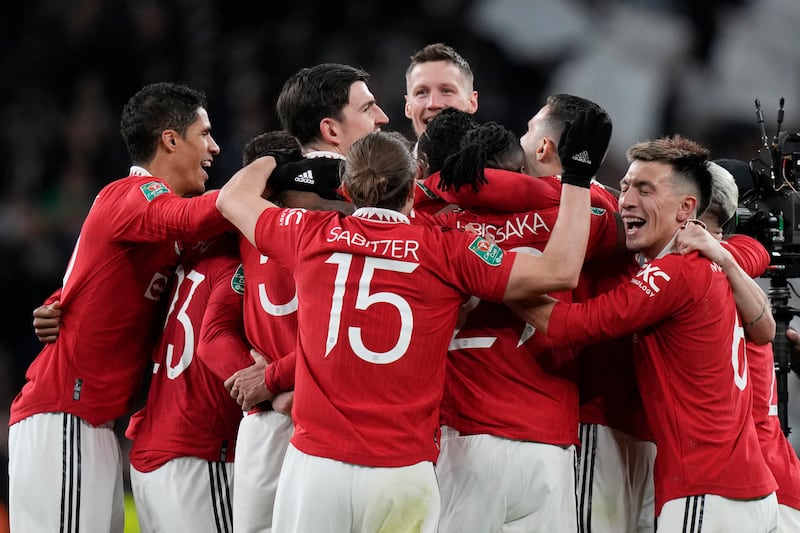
[
  {"left": 139, "top": 181, "right": 170, "bottom": 202},
  {"left": 468, "top": 236, "right": 504, "bottom": 266}
]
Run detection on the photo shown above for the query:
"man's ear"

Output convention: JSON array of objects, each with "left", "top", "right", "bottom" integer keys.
[
  {"left": 320, "top": 118, "right": 340, "bottom": 146},
  {"left": 537, "top": 137, "right": 554, "bottom": 163},
  {"left": 467, "top": 91, "right": 478, "bottom": 114},
  {"left": 162, "top": 130, "right": 179, "bottom": 152},
  {"left": 404, "top": 96, "right": 412, "bottom": 120},
  {"left": 676, "top": 196, "right": 698, "bottom": 223}
]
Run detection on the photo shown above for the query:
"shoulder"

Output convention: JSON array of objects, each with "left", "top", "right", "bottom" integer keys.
[
  {"left": 647, "top": 252, "right": 719, "bottom": 287},
  {"left": 103, "top": 176, "right": 174, "bottom": 202}
]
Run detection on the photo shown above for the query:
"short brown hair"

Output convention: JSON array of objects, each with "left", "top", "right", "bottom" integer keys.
[
  {"left": 626, "top": 135, "right": 713, "bottom": 216},
  {"left": 406, "top": 43, "right": 474, "bottom": 90}
]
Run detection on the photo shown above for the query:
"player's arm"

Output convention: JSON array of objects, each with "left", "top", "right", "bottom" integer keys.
[
  {"left": 502, "top": 184, "right": 589, "bottom": 298},
  {"left": 272, "top": 190, "right": 354, "bottom": 214},
  {"left": 504, "top": 108, "right": 612, "bottom": 300},
  {"left": 196, "top": 267, "right": 254, "bottom": 381},
  {"left": 675, "top": 223, "right": 775, "bottom": 344},
  {"left": 507, "top": 295, "right": 558, "bottom": 335},
  {"left": 217, "top": 156, "right": 281, "bottom": 247},
  {"left": 271, "top": 391, "right": 294, "bottom": 417}
]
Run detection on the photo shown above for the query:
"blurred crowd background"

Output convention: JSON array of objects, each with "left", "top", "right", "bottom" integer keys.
[{"left": 2, "top": 0, "right": 800, "bottom": 514}]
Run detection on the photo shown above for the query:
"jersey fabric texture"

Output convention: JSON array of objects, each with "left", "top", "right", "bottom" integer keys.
[
  {"left": 253, "top": 206, "right": 515, "bottom": 467},
  {"left": 435, "top": 203, "right": 619, "bottom": 444},
  {"left": 126, "top": 235, "right": 250, "bottom": 471},
  {"left": 725, "top": 234, "right": 800, "bottom": 510},
  {"left": 547, "top": 250, "right": 777, "bottom": 515},
  {"left": 10, "top": 174, "right": 231, "bottom": 428}
]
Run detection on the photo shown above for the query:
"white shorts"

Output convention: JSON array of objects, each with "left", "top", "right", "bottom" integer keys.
[
  {"left": 779, "top": 503, "right": 800, "bottom": 532},
  {"left": 130, "top": 457, "right": 233, "bottom": 533},
  {"left": 436, "top": 426, "right": 578, "bottom": 533},
  {"left": 577, "top": 423, "right": 656, "bottom": 533},
  {"left": 658, "top": 493, "right": 778, "bottom": 532},
  {"left": 232, "top": 410, "right": 293, "bottom": 533},
  {"left": 273, "top": 444, "right": 439, "bottom": 533},
  {"left": 8, "top": 412, "right": 124, "bottom": 533}
]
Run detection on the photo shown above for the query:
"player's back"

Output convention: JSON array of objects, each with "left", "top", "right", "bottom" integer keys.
[
  {"left": 238, "top": 235, "right": 298, "bottom": 364},
  {"left": 127, "top": 236, "right": 249, "bottom": 471},
  {"left": 254, "top": 207, "right": 513, "bottom": 468},
  {"left": 435, "top": 204, "right": 618, "bottom": 443}
]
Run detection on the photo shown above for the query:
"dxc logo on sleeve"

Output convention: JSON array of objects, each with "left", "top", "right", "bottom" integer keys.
[{"left": 630, "top": 264, "right": 671, "bottom": 297}]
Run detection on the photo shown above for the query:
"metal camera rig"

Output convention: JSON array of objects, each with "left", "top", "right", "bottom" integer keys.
[{"left": 734, "top": 97, "right": 800, "bottom": 437}]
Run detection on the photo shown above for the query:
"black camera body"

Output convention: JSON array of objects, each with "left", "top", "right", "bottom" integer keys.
[
  {"left": 733, "top": 106, "right": 800, "bottom": 275},
  {"left": 729, "top": 99, "right": 800, "bottom": 437}
]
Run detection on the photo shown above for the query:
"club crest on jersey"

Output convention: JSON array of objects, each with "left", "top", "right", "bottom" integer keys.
[
  {"left": 591, "top": 206, "right": 606, "bottom": 216},
  {"left": 468, "top": 236, "right": 503, "bottom": 266},
  {"left": 279, "top": 208, "right": 306, "bottom": 226},
  {"left": 145, "top": 272, "right": 170, "bottom": 301},
  {"left": 231, "top": 264, "right": 245, "bottom": 295},
  {"left": 140, "top": 181, "right": 170, "bottom": 202}
]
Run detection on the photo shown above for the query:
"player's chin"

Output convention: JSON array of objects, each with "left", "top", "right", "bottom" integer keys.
[{"left": 189, "top": 175, "right": 209, "bottom": 196}]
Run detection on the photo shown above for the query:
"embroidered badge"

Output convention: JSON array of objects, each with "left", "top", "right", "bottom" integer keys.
[
  {"left": 144, "top": 272, "right": 170, "bottom": 301},
  {"left": 140, "top": 181, "right": 170, "bottom": 202},
  {"left": 231, "top": 264, "right": 245, "bottom": 295},
  {"left": 468, "top": 236, "right": 504, "bottom": 266}
]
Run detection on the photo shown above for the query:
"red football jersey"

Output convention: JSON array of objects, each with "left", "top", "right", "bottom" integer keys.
[
  {"left": 252, "top": 206, "right": 515, "bottom": 467},
  {"left": 747, "top": 341, "right": 800, "bottom": 509},
  {"left": 575, "top": 252, "right": 654, "bottom": 441},
  {"left": 425, "top": 170, "right": 617, "bottom": 213},
  {"left": 10, "top": 174, "right": 231, "bottom": 427},
  {"left": 724, "top": 234, "right": 800, "bottom": 509},
  {"left": 127, "top": 235, "right": 251, "bottom": 471},
  {"left": 548, "top": 252, "right": 777, "bottom": 515},
  {"left": 435, "top": 205, "right": 620, "bottom": 443},
  {"left": 238, "top": 234, "right": 301, "bottom": 412},
  {"left": 238, "top": 236, "right": 299, "bottom": 364}
]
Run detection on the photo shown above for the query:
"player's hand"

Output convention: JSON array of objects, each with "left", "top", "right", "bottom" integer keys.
[
  {"left": 224, "top": 354, "right": 274, "bottom": 410},
  {"left": 675, "top": 221, "right": 728, "bottom": 264},
  {"left": 33, "top": 301, "right": 62, "bottom": 343},
  {"left": 271, "top": 391, "right": 294, "bottom": 417},
  {"left": 261, "top": 149, "right": 303, "bottom": 168},
  {"left": 558, "top": 108, "right": 612, "bottom": 189},
  {"left": 268, "top": 158, "right": 343, "bottom": 201}
]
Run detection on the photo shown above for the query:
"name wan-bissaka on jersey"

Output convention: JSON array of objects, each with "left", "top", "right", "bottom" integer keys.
[{"left": 456, "top": 212, "right": 551, "bottom": 244}]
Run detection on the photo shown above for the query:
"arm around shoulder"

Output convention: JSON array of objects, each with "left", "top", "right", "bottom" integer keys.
[{"left": 217, "top": 156, "right": 280, "bottom": 246}]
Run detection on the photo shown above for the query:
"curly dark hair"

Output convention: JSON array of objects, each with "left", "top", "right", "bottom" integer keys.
[
  {"left": 439, "top": 121, "right": 524, "bottom": 193},
  {"left": 417, "top": 107, "right": 479, "bottom": 177}
]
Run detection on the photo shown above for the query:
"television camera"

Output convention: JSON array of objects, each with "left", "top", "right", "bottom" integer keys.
[{"left": 731, "top": 98, "right": 800, "bottom": 437}]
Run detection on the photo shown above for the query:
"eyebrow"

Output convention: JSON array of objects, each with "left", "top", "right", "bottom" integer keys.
[{"left": 359, "top": 98, "right": 377, "bottom": 111}]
